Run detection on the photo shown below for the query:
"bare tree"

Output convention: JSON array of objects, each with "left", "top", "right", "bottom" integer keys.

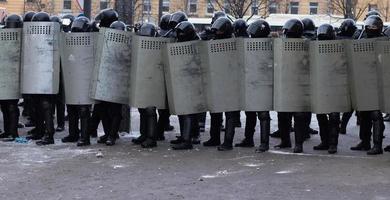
[
  {"left": 212, "top": 0, "right": 268, "bottom": 19},
  {"left": 329, "top": 0, "right": 372, "bottom": 20},
  {"left": 25, "top": 0, "right": 55, "bottom": 14},
  {"left": 115, "top": 0, "right": 133, "bottom": 24},
  {"left": 377, "top": 0, "right": 390, "bottom": 21}
]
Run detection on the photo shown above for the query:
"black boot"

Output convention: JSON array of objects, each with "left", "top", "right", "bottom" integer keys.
[
  {"left": 367, "top": 118, "right": 384, "bottom": 155},
  {"left": 62, "top": 108, "right": 79, "bottom": 143},
  {"left": 256, "top": 114, "right": 270, "bottom": 153},
  {"left": 77, "top": 106, "right": 91, "bottom": 147},
  {"left": 236, "top": 112, "right": 255, "bottom": 147},
  {"left": 293, "top": 112, "right": 308, "bottom": 153},
  {"left": 384, "top": 145, "right": 390, "bottom": 152},
  {"left": 132, "top": 109, "right": 147, "bottom": 145},
  {"left": 350, "top": 141, "right": 371, "bottom": 151},
  {"left": 327, "top": 113, "right": 340, "bottom": 154},
  {"left": 36, "top": 97, "right": 55, "bottom": 146},
  {"left": 314, "top": 114, "right": 329, "bottom": 151},
  {"left": 141, "top": 107, "right": 157, "bottom": 148},
  {"left": 275, "top": 113, "right": 292, "bottom": 148},
  {"left": 203, "top": 113, "right": 222, "bottom": 146},
  {"left": 36, "top": 134, "right": 54, "bottom": 145},
  {"left": 218, "top": 112, "right": 236, "bottom": 151},
  {"left": 172, "top": 115, "right": 193, "bottom": 150}
]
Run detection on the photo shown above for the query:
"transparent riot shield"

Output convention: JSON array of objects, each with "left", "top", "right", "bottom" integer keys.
[
  {"left": 375, "top": 40, "right": 390, "bottom": 113},
  {"left": 345, "top": 39, "right": 380, "bottom": 111},
  {"left": 309, "top": 40, "right": 351, "bottom": 114},
  {"left": 273, "top": 38, "right": 311, "bottom": 112},
  {"left": 200, "top": 38, "right": 241, "bottom": 113},
  {"left": 163, "top": 40, "right": 208, "bottom": 115},
  {"left": 0, "top": 28, "right": 22, "bottom": 100},
  {"left": 60, "top": 32, "right": 97, "bottom": 105},
  {"left": 130, "top": 35, "right": 172, "bottom": 109},
  {"left": 21, "top": 22, "right": 60, "bottom": 94},
  {"left": 90, "top": 28, "right": 132, "bottom": 104},
  {"left": 238, "top": 38, "right": 273, "bottom": 112}
]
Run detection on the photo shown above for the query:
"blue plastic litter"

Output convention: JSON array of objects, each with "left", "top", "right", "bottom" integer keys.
[{"left": 15, "top": 137, "right": 28, "bottom": 144}]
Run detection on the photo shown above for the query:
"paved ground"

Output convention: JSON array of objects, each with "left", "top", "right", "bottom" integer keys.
[{"left": 1, "top": 110, "right": 390, "bottom": 200}]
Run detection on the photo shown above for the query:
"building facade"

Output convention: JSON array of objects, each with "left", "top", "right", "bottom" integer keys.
[{"left": 0, "top": 0, "right": 387, "bottom": 23}]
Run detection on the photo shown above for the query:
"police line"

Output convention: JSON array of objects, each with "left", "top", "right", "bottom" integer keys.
[{"left": 1, "top": 22, "right": 390, "bottom": 115}]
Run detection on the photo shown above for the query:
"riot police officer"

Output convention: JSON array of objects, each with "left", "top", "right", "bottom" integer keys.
[
  {"left": 235, "top": 19, "right": 272, "bottom": 152},
  {"left": 313, "top": 24, "right": 340, "bottom": 154},
  {"left": 171, "top": 21, "right": 201, "bottom": 150},
  {"left": 25, "top": 12, "right": 56, "bottom": 145},
  {"left": 337, "top": 19, "right": 359, "bottom": 135},
  {"left": 0, "top": 14, "right": 23, "bottom": 141},
  {"left": 351, "top": 15, "right": 385, "bottom": 155},
  {"left": 198, "top": 12, "right": 227, "bottom": 132},
  {"left": 156, "top": 13, "right": 175, "bottom": 141},
  {"left": 233, "top": 18, "right": 248, "bottom": 37},
  {"left": 206, "top": 17, "right": 239, "bottom": 151},
  {"left": 88, "top": 9, "right": 122, "bottom": 146},
  {"left": 22, "top": 11, "right": 36, "bottom": 129},
  {"left": 131, "top": 23, "right": 159, "bottom": 148},
  {"left": 61, "top": 16, "right": 93, "bottom": 146},
  {"left": 164, "top": 11, "right": 188, "bottom": 38},
  {"left": 275, "top": 19, "right": 310, "bottom": 153}
]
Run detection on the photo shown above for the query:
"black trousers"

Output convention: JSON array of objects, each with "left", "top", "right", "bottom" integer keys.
[{"left": 0, "top": 99, "right": 19, "bottom": 137}]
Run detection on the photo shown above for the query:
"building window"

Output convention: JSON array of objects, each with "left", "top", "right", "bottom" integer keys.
[
  {"left": 309, "top": 2, "right": 318, "bottom": 15},
  {"left": 189, "top": 0, "right": 197, "bottom": 13},
  {"left": 369, "top": 4, "right": 378, "bottom": 11},
  {"left": 289, "top": 2, "right": 299, "bottom": 14},
  {"left": 63, "top": 0, "right": 71, "bottom": 10},
  {"left": 162, "top": 0, "right": 170, "bottom": 12},
  {"left": 100, "top": 0, "right": 108, "bottom": 9},
  {"left": 143, "top": 0, "right": 151, "bottom": 14},
  {"left": 207, "top": 0, "right": 215, "bottom": 14},
  {"left": 252, "top": 0, "right": 258, "bottom": 15},
  {"left": 268, "top": 1, "right": 277, "bottom": 14}
]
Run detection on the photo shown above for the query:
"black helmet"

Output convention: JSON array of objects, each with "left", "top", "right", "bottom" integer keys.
[
  {"left": 317, "top": 24, "right": 335, "bottom": 40},
  {"left": 160, "top": 14, "right": 171, "bottom": 31},
  {"left": 211, "top": 11, "right": 226, "bottom": 25},
  {"left": 89, "top": 20, "right": 100, "bottom": 32},
  {"left": 31, "top": 12, "right": 50, "bottom": 22},
  {"left": 364, "top": 15, "right": 383, "bottom": 38},
  {"left": 110, "top": 21, "right": 126, "bottom": 31},
  {"left": 137, "top": 23, "right": 157, "bottom": 37},
  {"left": 365, "top": 10, "right": 381, "bottom": 20},
  {"left": 95, "top": 8, "right": 119, "bottom": 28},
  {"left": 23, "top": 11, "right": 36, "bottom": 22},
  {"left": 282, "top": 19, "right": 303, "bottom": 38},
  {"left": 175, "top": 21, "right": 197, "bottom": 42},
  {"left": 211, "top": 17, "right": 233, "bottom": 39},
  {"left": 4, "top": 14, "right": 23, "bottom": 28},
  {"left": 71, "top": 16, "right": 91, "bottom": 32},
  {"left": 338, "top": 19, "right": 357, "bottom": 37},
  {"left": 61, "top": 14, "right": 75, "bottom": 32},
  {"left": 233, "top": 19, "right": 248, "bottom": 37},
  {"left": 50, "top": 16, "right": 61, "bottom": 23},
  {"left": 247, "top": 19, "right": 270, "bottom": 38},
  {"left": 169, "top": 11, "right": 188, "bottom": 30},
  {"left": 302, "top": 18, "right": 315, "bottom": 33}
]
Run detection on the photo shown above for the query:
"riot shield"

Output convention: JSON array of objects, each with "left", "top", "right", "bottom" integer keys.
[
  {"left": 238, "top": 38, "right": 273, "bottom": 112},
  {"left": 60, "top": 32, "right": 97, "bottom": 105},
  {"left": 309, "top": 40, "right": 351, "bottom": 114},
  {"left": 21, "top": 22, "right": 60, "bottom": 94},
  {"left": 273, "top": 38, "right": 311, "bottom": 112},
  {"left": 90, "top": 28, "right": 132, "bottom": 104},
  {"left": 163, "top": 40, "right": 208, "bottom": 115},
  {"left": 200, "top": 38, "right": 241, "bottom": 113},
  {"left": 0, "top": 28, "right": 22, "bottom": 100},
  {"left": 345, "top": 39, "right": 379, "bottom": 111},
  {"left": 130, "top": 35, "right": 172, "bottom": 109},
  {"left": 375, "top": 40, "right": 390, "bottom": 113}
]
